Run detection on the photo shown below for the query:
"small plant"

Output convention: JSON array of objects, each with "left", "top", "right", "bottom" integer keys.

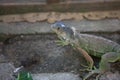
[
  {"left": 17, "top": 71, "right": 33, "bottom": 80},
  {"left": 14, "top": 66, "right": 33, "bottom": 80}
]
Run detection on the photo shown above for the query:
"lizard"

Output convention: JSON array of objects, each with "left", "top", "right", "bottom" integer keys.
[{"left": 51, "top": 22, "right": 120, "bottom": 80}]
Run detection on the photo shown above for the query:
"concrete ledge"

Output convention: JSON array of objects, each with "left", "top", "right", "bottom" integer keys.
[
  {"left": 0, "top": 63, "right": 15, "bottom": 80},
  {"left": 32, "top": 73, "right": 81, "bottom": 80},
  {"left": 0, "top": 19, "right": 120, "bottom": 35}
]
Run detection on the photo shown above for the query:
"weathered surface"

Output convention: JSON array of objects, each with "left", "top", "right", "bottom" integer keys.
[
  {"left": 0, "top": 54, "right": 7, "bottom": 63},
  {"left": 0, "top": 63, "right": 15, "bottom": 80},
  {"left": 0, "top": 43, "right": 7, "bottom": 63},
  {"left": 0, "top": 19, "right": 120, "bottom": 35},
  {"left": 1, "top": 34, "right": 120, "bottom": 80},
  {"left": 99, "top": 72, "right": 120, "bottom": 80},
  {"left": 0, "top": 11, "right": 120, "bottom": 23},
  {"left": 32, "top": 73, "right": 81, "bottom": 80},
  {"left": 3, "top": 34, "right": 86, "bottom": 73}
]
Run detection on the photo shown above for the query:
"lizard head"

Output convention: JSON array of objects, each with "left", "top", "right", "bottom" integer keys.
[{"left": 51, "top": 22, "right": 76, "bottom": 42}]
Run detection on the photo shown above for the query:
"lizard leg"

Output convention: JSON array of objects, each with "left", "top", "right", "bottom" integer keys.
[
  {"left": 55, "top": 40, "right": 69, "bottom": 46},
  {"left": 76, "top": 47, "right": 94, "bottom": 71},
  {"left": 99, "top": 52, "right": 120, "bottom": 72},
  {"left": 83, "top": 52, "right": 120, "bottom": 80}
]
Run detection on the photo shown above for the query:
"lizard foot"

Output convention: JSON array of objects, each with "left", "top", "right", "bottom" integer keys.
[
  {"left": 83, "top": 69, "right": 101, "bottom": 80},
  {"left": 55, "top": 40, "right": 69, "bottom": 46},
  {"left": 79, "top": 64, "right": 96, "bottom": 72},
  {"left": 79, "top": 64, "right": 91, "bottom": 72}
]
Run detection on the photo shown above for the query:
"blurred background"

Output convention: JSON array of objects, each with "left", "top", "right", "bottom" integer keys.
[{"left": 0, "top": 0, "right": 120, "bottom": 80}]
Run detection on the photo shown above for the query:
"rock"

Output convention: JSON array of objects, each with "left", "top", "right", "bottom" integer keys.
[
  {"left": 32, "top": 73, "right": 82, "bottom": 80},
  {"left": 84, "top": 12, "right": 106, "bottom": 20},
  {"left": 0, "top": 19, "right": 120, "bottom": 35},
  {"left": 2, "top": 15, "right": 23, "bottom": 22},
  {"left": 0, "top": 43, "right": 7, "bottom": 63},
  {"left": 3, "top": 35, "right": 86, "bottom": 73},
  {"left": 99, "top": 71, "right": 120, "bottom": 80},
  {"left": 0, "top": 63, "right": 15, "bottom": 80},
  {"left": 0, "top": 54, "right": 8, "bottom": 63}
]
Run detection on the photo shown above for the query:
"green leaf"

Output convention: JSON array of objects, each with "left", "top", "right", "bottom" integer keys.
[{"left": 17, "top": 71, "right": 33, "bottom": 80}]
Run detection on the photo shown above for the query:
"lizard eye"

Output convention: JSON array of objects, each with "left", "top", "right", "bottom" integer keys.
[{"left": 57, "top": 27, "right": 60, "bottom": 30}]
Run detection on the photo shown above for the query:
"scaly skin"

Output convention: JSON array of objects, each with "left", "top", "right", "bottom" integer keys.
[{"left": 51, "top": 22, "right": 120, "bottom": 80}]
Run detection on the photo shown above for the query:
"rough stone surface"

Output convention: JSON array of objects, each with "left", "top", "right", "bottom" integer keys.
[
  {"left": 0, "top": 42, "right": 3, "bottom": 52},
  {"left": 99, "top": 71, "right": 120, "bottom": 80},
  {"left": 0, "top": 54, "right": 7, "bottom": 63},
  {"left": 3, "top": 34, "right": 86, "bottom": 74},
  {"left": 0, "top": 19, "right": 120, "bottom": 35},
  {"left": 32, "top": 73, "right": 81, "bottom": 80},
  {"left": 64, "top": 19, "right": 120, "bottom": 32},
  {"left": 0, "top": 63, "right": 15, "bottom": 80},
  {"left": 0, "top": 11, "right": 120, "bottom": 23},
  {"left": 0, "top": 43, "right": 7, "bottom": 63},
  {"left": 0, "top": 34, "right": 120, "bottom": 80}
]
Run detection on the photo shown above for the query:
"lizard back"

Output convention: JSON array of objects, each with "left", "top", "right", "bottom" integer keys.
[{"left": 74, "top": 33, "right": 120, "bottom": 57}]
